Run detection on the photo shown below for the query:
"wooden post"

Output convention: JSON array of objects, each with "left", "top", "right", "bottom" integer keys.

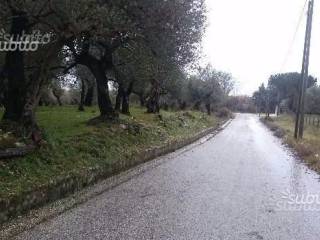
[
  {"left": 295, "top": 0, "right": 314, "bottom": 139},
  {"left": 298, "top": 0, "right": 314, "bottom": 138}
]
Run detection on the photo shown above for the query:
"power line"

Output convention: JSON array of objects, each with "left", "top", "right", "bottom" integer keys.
[{"left": 280, "top": 0, "right": 308, "bottom": 72}]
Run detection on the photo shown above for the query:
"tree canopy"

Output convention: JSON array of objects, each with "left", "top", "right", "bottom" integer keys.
[{"left": 0, "top": 0, "right": 236, "bottom": 149}]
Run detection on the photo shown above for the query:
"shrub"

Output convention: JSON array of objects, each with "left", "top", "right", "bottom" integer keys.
[
  {"left": 294, "top": 142, "right": 314, "bottom": 158},
  {"left": 216, "top": 107, "right": 233, "bottom": 118},
  {"left": 274, "top": 129, "right": 285, "bottom": 138}
]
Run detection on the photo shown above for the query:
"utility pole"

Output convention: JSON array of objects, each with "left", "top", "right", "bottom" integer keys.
[{"left": 294, "top": 0, "right": 314, "bottom": 139}]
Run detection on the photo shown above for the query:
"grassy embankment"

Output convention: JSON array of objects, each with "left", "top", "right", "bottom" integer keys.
[
  {"left": 0, "top": 106, "right": 224, "bottom": 201},
  {"left": 262, "top": 114, "right": 320, "bottom": 172}
]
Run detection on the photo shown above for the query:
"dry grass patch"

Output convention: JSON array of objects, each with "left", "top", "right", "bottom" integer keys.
[{"left": 262, "top": 115, "right": 320, "bottom": 172}]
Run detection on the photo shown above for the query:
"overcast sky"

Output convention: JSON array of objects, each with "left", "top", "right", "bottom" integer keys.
[{"left": 203, "top": 0, "right": 320, "bottom": 96}]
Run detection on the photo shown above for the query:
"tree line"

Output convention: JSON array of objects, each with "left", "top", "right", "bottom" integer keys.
[
  {"left": 0, "top": 0, "right": 235, "bottom": 145},
  {"left": 253, "top": 72, "right": 318, "bottom": 116}
]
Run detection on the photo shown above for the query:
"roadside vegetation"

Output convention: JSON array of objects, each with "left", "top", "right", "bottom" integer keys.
[
  {"left": 0, "top": 0, "right": 238, "bottom": 223},
  {"left": 0, "top": 106, "right": 227, "bottom": 201},
  {"left": 253, "top": 72, "right": 318, "bottom": 116},
  {"left": 262, "top": 115, "right": 320, "bottom": 172},
  {"left": 0, "top": 1, "right": 235, "bottom": 155},
  {"left": 253, "top": 72, "right": 320, "bottom": 172}
]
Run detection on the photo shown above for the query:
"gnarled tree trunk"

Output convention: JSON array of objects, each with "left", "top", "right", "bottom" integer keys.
[
  {"left": 1, "top": 9, "right": 42, "bottom": 143},
  {"left": 146, "top": 79, "right": 161, "bottom": 113},
  {"left": 52, "top": 90, "right": 63, "bottom": 106},
  {"left": 115, "top": 84, "right": 124, "bottom": 112},
  {"left": 2, "top": 8, "right": 63, "bottom": 142},
  {"left": 178, "top": 100, "right": 187, "bottom": 110},
  {"left": 121, "top": 81, "right": 133, "bottom": 115},
  {"left": 88, "top": 62, "right": 116, "bottom": 119},
  {"left": 115, "top": 85, "right": 131, "bottom": 115},
  {"left": 84, "top": 85, "right": 94, "bottom": 106},
  {"left": 193, "top": 101, "right": 201, "bottom": 111},
  {"left": 205, "top": 103, "right": 211, "bottom": 115},
  {"left": 2, "top": 10, "right": 28, "bottom": 123},
  {"left": 139, "top": 95, "right": 146, "bottom": 107},
  {"left": 121, "top": 94, "right": 130, "bottom": 115},
  {"left": 74, "top": 46, "right": 117, "bottom": 120},
  {"left": 79, "top": 78, "right": 88, "bottom": 111}
]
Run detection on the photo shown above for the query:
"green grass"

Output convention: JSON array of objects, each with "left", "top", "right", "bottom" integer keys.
[
  {"left": 266, "top": 114, "right": 320, "bottom": 171},
  {"left": 0, "top": 106, "right": 222, "bottom": 200}
]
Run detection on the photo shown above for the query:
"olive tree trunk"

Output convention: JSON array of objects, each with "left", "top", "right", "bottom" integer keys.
[{"left": 146, "top": 79, "right": 161, "bottom": 113}]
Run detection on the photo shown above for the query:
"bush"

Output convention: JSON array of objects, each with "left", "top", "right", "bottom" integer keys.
[
  {"left": 260, "top": 117, "right": 283, "bottom": 137},
  {"left": 293, "top": 141, "right": 314, "bottom": 158},
  {"left": 274, "top": 129, "right": 285, "bottom": 138},
  {"left": 216, "top": 107, "right": 233, "bottom": 118}
]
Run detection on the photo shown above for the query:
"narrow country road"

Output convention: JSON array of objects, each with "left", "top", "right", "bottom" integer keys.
[{"left": 15, "top": 114, "right": 320, "bottom": 240}]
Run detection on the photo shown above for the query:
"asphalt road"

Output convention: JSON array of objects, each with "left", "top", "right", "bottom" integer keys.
[{"left": 15, "top": 114, "right": 320, "bottom": 240}]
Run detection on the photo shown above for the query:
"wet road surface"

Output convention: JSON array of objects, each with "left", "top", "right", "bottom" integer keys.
[{"left": 15, "top": 114, "right": 320, "bottom": 240}]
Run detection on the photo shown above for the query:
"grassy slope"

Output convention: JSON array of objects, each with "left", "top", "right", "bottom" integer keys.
[
  {"left": 266, "top": 114, "right": 320, "bottom": 171},
  {"left": 0, "top": 106, "right": 223, "bottom": 200}
]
